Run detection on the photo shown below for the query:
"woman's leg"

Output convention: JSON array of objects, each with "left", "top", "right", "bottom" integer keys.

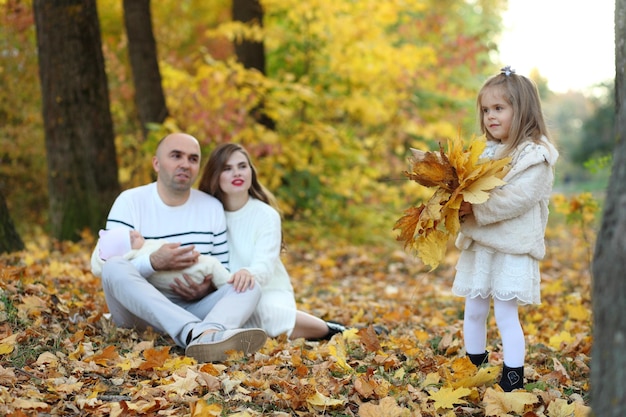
[{"left": 290, "top": 311, "right": 332, "bottom": 340}]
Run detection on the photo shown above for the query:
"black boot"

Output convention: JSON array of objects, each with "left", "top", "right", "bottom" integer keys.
[
  {"left": 320, "top": 321, "right": 347, "bottom": 340},
  {"left": 467, "top": 351, "right": 489, "bottom": 367},
  {"left": 499, "top": 364, "right": 524, "bottom": 392}
]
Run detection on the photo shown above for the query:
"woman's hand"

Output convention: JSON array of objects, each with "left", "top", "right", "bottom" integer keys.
[
  {"left": 170, "top": 274, "right": 217, "bottom": 301},
  {"left": 229, "top": 269, "right": 256, "bottom": 293}
]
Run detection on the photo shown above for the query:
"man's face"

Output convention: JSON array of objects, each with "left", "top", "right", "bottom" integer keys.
[{"left": 153, "top": 134, "right": 201, "bottom": 193}]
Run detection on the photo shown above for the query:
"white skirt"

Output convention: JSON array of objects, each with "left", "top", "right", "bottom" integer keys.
[
  {"left": 452, "top": 242, "right": 541, "bottom": 305},
  {"left": 243, "top": 289, "right": 297, "bottom": 337}
]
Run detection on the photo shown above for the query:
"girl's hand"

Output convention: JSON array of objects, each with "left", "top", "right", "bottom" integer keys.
[
  {"left": 459, "top": 201, "right": 473, "bottom": 217},
  {"left": 229, "top": 269, "right": 255, "bottom": 293}
]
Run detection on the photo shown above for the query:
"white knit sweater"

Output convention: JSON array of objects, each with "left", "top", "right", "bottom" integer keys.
[{"left": 225, "top": 198, "right": 294, "bottom": 292}]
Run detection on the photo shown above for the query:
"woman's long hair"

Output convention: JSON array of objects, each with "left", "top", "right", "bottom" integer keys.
[{"left": 198, "top": 143, "right": 279, "bottom": 210}]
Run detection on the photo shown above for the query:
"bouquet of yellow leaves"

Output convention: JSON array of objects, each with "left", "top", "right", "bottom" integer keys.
[{"left": 394, "top": 134, "right": 511, "bottom": 270}]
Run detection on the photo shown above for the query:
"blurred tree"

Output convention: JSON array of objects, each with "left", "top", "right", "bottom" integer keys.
[
  {"left": 0, "top": 1, "right": 48, "bottom": 235},
  {"left": 33, "top": 0, "right": 120, "bottom": 241},
  {"left": 573, "top": 83, "right": 616, "bottom": 164},
  {"left": 123, "top": 0, "right": 169, "bottom": 138},
  {"left": 591, "top": 0, "right": 626, "bottom": 414},
  {"left": 0, "top": 188, "right": 24, "bottom": 253},
  {"left": 232, "top": 0, "right": 275, "bottom": 129}
]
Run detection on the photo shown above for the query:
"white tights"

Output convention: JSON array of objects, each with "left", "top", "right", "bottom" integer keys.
[{"left": 463, "top": 296, "right": 525, "bottom": 367}]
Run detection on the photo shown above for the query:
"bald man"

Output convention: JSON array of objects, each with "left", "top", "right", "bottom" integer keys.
[{"left": 92, "top": 133, "right": 266, "bottom": 362}]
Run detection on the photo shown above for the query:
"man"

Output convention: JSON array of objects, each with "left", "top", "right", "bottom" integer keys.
[{"left": 92, "top": 133, "right": 267, "bottom": 362}]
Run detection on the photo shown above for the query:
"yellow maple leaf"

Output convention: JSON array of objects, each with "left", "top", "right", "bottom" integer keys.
[
  {"left": 359, "top": 396, "right": 411, "bottom": 417},
  {"left": 452, "top": 366, "right": 499, "bottom": 388},
  {"left": 306, "top": 391, "right": 344, "bottom": 411},
  {"left": 163, "top": 370, "right": 200, "bottom": 397},
  {"left": 413, "top": 229, "right": 448, "bottom": 271},
  {"left": 461, "top": 175, "right": 506, "bottom": 204},
  {"left": 483, "top": 387, "right": 538, "bottom": 416},
  {"left": 428, "top": 386, "right": 471, "bottom": 410},
  {"left": 190, "top": 400, "right": 222, "bottom": 417},
  {"left": 327, "top": 338, "right": 353, "bottom": 372},
  {"left": 395, "top": 133, "right": 510, "bottom": 269},
  {"left": 549, "top": 330, "right": 576, "bottom": 349},
  {"left": 0, "top": 334, "right": 17, "bottom": 355}
]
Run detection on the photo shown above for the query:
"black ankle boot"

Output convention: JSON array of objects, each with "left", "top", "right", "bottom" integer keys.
[
  {"left": 467, "top": 351, "right": 489, "bottom": 367},
  {"left": 499, "top": 364, "right": 524, "bottom": 392}
]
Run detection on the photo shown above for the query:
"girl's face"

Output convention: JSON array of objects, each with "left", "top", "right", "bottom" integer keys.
[
  {"left": 219, "top": 151, "right": 252, "bottom": 197},
  {"left": 481, "top": 88, "right": 513, "bottom": 142}
]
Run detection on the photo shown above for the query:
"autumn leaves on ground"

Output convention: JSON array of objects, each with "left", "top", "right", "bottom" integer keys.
[{"left": 0, "top": 211, "right": 592, "bottom": 417}]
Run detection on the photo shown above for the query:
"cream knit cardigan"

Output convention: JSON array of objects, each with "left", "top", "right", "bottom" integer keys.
[{"left": 455, "top": 136, "right": 559, "bottom": 260}]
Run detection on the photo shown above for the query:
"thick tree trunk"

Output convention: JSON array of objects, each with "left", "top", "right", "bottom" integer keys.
[
  {"left": 33, "top": 0, "right": 119, "bottom": 241},
  {"left": 232, "top": 0, "right": 265, "bottom": 73},
  {"left": 232, "top": 0, "right": 274, "bottom": 129},
  {"left": 0, "top": 188, "right": 24, "bottom": 254},
  {"left": 591, "top": 0, "right": 626, "bottom": 415},
  {"left": 123, "top": 0, "right": 168, "bottom": 138}
]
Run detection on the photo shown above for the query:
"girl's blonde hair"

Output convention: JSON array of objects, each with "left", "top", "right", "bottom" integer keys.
[
  {"left": 477, "top": 70, "right": 552, "bottom": 154},
  {"left": 198, "top": 143, "right": 279, "bottom": 211}
]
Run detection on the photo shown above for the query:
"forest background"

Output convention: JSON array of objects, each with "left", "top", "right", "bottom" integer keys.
[{"left": 0, "top": 0, "right": 613, "bottom": 415}]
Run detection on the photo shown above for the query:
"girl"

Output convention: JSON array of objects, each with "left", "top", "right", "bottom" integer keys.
[
  {"left": 454, "top": 67, "right": 558, "bottom": 391},
  {"left": 198, "top": 143, "right": 347, "bottom": 340}
]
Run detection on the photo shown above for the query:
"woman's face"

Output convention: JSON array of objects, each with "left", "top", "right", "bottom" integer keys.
[
  {"left": 480, "top": 88, "right": 513, "bottom": 142},
  {"left": 219, "top": 151, "right": 252, "bottom": 196}
]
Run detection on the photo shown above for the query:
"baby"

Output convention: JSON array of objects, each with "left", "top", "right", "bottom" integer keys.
[{"left": 91, "top": 227, "right": 231, "bottom": 298}]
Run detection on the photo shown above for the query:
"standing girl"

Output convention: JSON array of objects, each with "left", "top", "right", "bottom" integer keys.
[
  {"left": 453, "top": 67, "right": 558, "bottom": 391},
  {"left": 198, "top": 143, "right": 347, "bottom": 340}
]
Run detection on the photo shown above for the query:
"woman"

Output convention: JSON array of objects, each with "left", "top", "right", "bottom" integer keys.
[{"left": 198, "top": 143, "right": 346, "bottom": 340}]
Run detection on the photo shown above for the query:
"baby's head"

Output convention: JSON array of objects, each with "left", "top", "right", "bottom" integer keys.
[{"left": 98, "top": 228, "right": 144, "bottom": 260}]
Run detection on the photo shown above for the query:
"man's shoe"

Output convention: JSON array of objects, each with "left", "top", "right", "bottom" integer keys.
[{"left": 185, "top": 328, "right": 267, "bottom": 363}]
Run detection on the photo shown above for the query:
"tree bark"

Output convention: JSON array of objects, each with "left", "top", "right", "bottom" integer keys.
[
  {"left": 33, "top": 0, "right": 119, "bottom": 241},
  {"left": 591, "top": 0, "right": 626, "bottom": 415},
  {"left": 232, "top": 0, "right": 274, "bottom": 129},
  {"left": 123, "top": 0, "right": 168, "bottom": 138},
  {"left": 0, "top": 188, "right": 24, "bottom": 254}
]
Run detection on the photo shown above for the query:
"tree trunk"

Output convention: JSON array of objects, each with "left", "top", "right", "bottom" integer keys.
[
  {"left": 591, "top": 0, "right": 626, "bottom": 415},
  {"left": 232, "top": 0, "right": 275, "bottom": 129},
  {"left": 123, "top": 0, "right": 168, "bottom": 138},
  {"left": 0, "top": 188, "right": 24, "bottom": 254},
  {"left": 33, "top": 0, "right": 120, "bottom": 242}
]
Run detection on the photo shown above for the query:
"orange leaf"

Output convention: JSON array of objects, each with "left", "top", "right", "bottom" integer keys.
[
  {"left": 140, "top": 346, "right": 171, "bottom": 370},
  {"left": 85, "top": 345, "right": 119, "bottom": 366}
]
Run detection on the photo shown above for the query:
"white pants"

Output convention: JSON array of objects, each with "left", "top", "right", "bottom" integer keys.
[{"left": 101, "top": 257, "right": 262, "bottom": 347}]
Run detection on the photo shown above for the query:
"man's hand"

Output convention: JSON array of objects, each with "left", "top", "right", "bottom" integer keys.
[
  {"left": 150, "top": 242, "right": 199, "bottom": 271},
  {"left": 229, "top": 269, "right": 255, "bottom": 293},
  {"left": 171, "top": 274, "right": 217, "bottom": 301}
]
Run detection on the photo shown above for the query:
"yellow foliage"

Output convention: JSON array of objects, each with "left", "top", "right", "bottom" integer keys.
[
  {"left": 394, "top": 135, "right": 510, "bottom": 269},
  {"left": 428, "top": 386, "right": 471, "bottom": 410}
]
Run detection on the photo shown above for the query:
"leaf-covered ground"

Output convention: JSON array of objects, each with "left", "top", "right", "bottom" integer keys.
[{"left": 0, "top": 222, "right": 591, "bottom": 417}]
